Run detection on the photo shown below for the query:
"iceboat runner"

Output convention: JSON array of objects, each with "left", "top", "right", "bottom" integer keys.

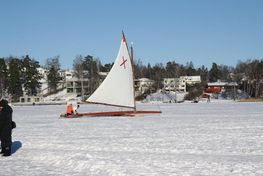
[{"left": 61, "top": 32, "right": 161, "bottom": 118}]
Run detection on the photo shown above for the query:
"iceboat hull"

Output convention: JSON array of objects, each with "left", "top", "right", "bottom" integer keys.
[{"left": 60, "top": 110, "right": 161, "bottom": 118}]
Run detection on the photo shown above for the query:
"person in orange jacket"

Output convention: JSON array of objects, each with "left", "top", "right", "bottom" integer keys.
[{"left": 66, "top": 103, "right": 74, "bottom": 116}]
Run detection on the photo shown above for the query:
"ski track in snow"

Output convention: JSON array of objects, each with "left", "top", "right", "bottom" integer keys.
[{"left": 1, "top": 101, "right": 263, "bottom": 176}]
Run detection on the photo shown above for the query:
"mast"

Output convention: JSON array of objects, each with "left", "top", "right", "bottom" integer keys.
[{"left": 130, "top": 43, "right": 137, "bottom": 111}]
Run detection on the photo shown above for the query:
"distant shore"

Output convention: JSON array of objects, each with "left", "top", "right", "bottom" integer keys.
[
  {"left": 239, "top": 98, "right": 263, "bottom": 102},
  {"left": 12, "top": 101, "right": 67, "bottom": 106}
]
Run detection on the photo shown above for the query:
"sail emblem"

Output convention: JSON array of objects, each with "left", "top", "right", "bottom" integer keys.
[{"left": 120, "top": 56, "right": 127, "bottom": 69}]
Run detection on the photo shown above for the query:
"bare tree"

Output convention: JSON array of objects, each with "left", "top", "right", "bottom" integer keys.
[{"left": 73, "top": 55, "right": 85, "bottom": 100}]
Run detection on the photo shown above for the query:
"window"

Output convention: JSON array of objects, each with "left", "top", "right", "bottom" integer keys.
[
  {"left": 67, "top": 82, "right": 73, "bottom": 87},
  {"left": 67, "top": 88, "right": 73, "bottom": 93},
  {"left": 75, "top": 82, "right": 81, "bottom": 87}
]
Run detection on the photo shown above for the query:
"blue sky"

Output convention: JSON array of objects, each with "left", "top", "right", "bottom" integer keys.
[{"left": 1, "top": 0, "right": 263, "bottom": 69}]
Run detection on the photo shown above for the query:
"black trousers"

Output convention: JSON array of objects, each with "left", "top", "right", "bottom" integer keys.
[{"left": 0, "top": 122, "right": 12, "bottom": 151}]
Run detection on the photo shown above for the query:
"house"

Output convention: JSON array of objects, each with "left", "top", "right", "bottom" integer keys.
[
  {"left": 163, "top": 78, "right": 186, "bottom": 92},
  {"left": 180, "top": 76, "right": 201, "bottom": 85},
  {"left": 205, "top": 80, "right": 238, "bottom": 99},
  {"left": 134, "top": 78, "right": 155, "bottom": 94},
  {"left": 19, "top": 95, "right": 44, "bottom": 104},
  {"left": 66, "top": 71, "right": 108, "bottom": 98},
  {"left": 205, "top": 81, "right": 238, "bottom": 94},
  {"left": 163, "top": 76, "right": 201, "bottom": 93},
  {"left": 65, "top": 77, "right": 90, "bottom": 97}
]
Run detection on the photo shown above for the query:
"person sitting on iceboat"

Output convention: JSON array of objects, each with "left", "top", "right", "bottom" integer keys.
[
  {"left": 66, "top": 103, "right": 74, "bottom": 116},
  {"left": 66, "top": 101, "right": 79, "bottom": 116}
]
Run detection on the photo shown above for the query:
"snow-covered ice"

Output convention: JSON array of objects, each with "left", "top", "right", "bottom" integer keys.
[{"left": 1, "top": 101, "right": 263, "bottom": 176}]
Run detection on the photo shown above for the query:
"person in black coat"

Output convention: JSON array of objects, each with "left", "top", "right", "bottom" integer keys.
[{"left": 0, "top": 99, "right": 13, "bottom": 157}]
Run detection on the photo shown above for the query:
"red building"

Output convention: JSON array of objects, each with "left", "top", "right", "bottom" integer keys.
[{"left": 203, "top": 81, "right": 238, "bottom": 99}]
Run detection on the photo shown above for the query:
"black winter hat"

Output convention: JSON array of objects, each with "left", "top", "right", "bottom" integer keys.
[{"left": 0, "top": 99, "right": 8, "bottom": 107}]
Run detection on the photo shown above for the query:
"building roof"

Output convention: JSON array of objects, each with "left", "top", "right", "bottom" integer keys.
[
  {"left": 135, "top": 78, "right": 154, "bottom": 82},
  {"left": 208, "top": 81, "right": 238, "bottom": 87}
]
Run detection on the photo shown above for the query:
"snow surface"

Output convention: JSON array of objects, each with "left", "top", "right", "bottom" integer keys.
[{"left": 1, "top": 101, "right": 263, "bottom": 176}]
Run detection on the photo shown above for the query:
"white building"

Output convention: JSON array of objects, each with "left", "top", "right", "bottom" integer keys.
[
  {"left": 19, "top": 95, "right": 44, "bottom": 104},
  {"left": 19, "top": 68, "right": 109, "bottom": 102},
  {"left": 134, "top": 78, "right": 155, "bottom": 94},
  {"left": 163, "top": 76, "right": 201, "bottom": 92},
  {"left": 37, "top": 67, "right": 49, "bottom": 95},
  {"left": 64, "top": 70, "right": 74, "bottom": 80},
  {"left": 66, "top": 77, "right": 89, "bottom": 95},
  {"left": 163, "top": 78, "right": 186, "bottom": 92},
  {"left": 180, "top": 76, "right": 201, "bottom": 85}
]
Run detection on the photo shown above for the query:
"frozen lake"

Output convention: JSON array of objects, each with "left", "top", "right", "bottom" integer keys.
[{"left": 1, "top": 101, "right": 263, "bottom": 175}]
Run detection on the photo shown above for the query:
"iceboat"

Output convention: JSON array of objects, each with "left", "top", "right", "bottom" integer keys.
[{"left": 61, "top": 32, "right": 161, "bottom": 118}]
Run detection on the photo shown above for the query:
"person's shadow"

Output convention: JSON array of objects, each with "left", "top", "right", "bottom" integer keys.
[{"left": 11, "top": 141, "right": 22, "bottom": 154}]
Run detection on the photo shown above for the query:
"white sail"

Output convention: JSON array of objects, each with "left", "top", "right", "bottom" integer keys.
[{"left": 86, "top": 33, "right": 135, "bottom": 108}]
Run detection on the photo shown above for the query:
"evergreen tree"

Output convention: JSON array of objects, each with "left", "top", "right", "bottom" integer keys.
[
  {"left": 185, "top": 61, "right": 196, "bottom": 76},
  {"left": 0, "top": 58, "right": 8, "bottom": 97},
  {"left": 218, "top": 65, "right": 233, "bottom": 81},
  {"left": 83, "top": 55, "right": 100, "bottom": 94},
  {"left": 21, "top": 55, "right": 42, "bottom": 96},
  {"left": 165, "top": 61, "right": 180, "bottom": 78},
  {"left": 248, "top": 59, "right": 263, "bottom": 98},
  {"left": 100, "top": 63, "right": 113, "bottom": 72},
  {"left": 141, "top": 63, "right": 153, "bottom": 79},
  {"left": 133, "top": 59, "right": 144, "bottom": 79},
  {"left": 7, "top": 58, "right": 23, "bottom": 101},
  {"left": 46, "top": 56, "right": 61, "bottom": 94},
  {"left": 209, "top": 63, "right": 220, "bottom": 82}
]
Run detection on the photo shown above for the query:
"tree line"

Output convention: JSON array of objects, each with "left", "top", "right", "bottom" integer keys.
[
  {"left": 1, "top": 55, "right": 263, "bottom": 101},
  {"left": 0, "top": 55, "right": 60, "bottom": 101},
  {"left": 135, "top": 59, "right": 263, "bottom": 98}
]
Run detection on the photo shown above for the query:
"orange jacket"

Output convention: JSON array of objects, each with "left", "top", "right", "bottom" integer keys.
[{"left": 66, "top": 103, "right": 74, "bottom": 114}]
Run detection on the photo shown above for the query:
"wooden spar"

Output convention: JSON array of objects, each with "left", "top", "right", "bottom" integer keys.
[
  {"left": 130, "top": 43, "right": 134, "bottom": 64},
  {"left": 130, "top": 43, "right": 137, "bottom": 112},
  {"left": 85, "top": 101, "right": 135, "bottom": 109}
]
